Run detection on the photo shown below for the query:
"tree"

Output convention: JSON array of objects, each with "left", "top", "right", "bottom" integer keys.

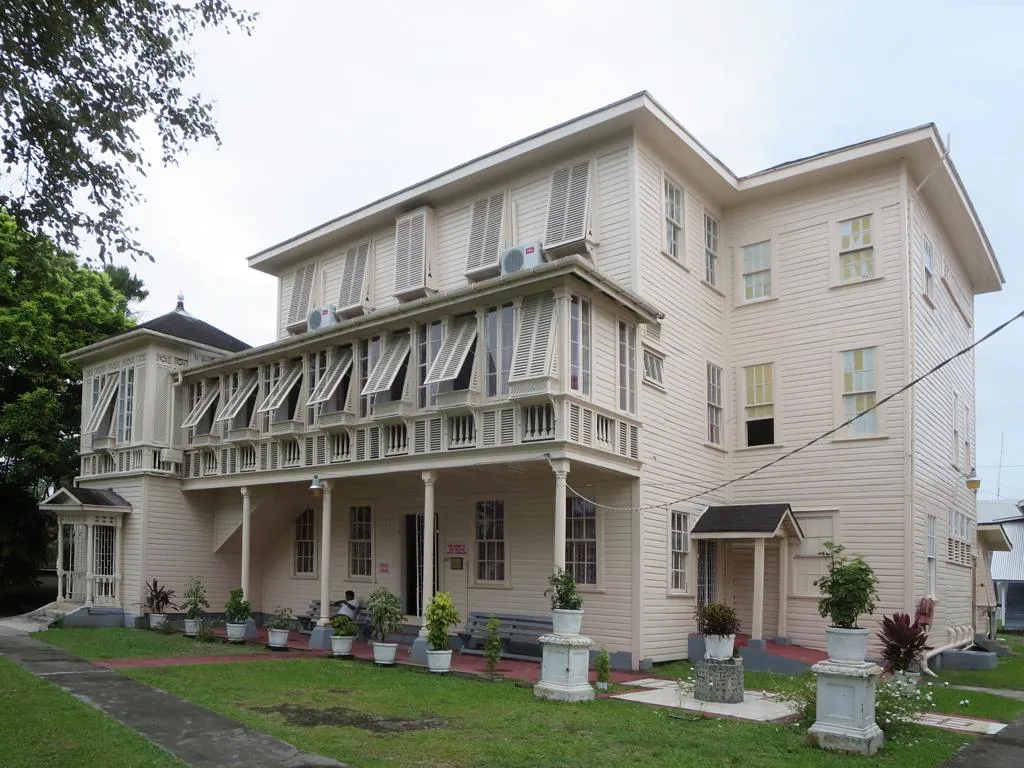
[
  {"left": 0, "top": 211, "right": 138, "bottom": 598},
  {"left": 0, "top": 1, "right": 257, "bottom": 263},
  {"left": 104, "top": 264, "right": 149, "bottom": 318}
]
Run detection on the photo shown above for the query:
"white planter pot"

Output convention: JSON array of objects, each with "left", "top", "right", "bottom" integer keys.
[
  {"left": 596, "top": 681, "right": 609, "bottom": 691},
  {"left": 267, "top": 628, "right": 290, "bottom": 648},
  {"left": 184, "top": 618, "right": 200, "bottom": 636},
  {"left": 373, "top": 641, "right": 398, "bottom": 665},
  {"left": 552, "top": 609, "right": 584, "bottom": 636},
  {"left": 226, "top": 622, "right": 248, "bottom": 642},
  {"left": 148, "top": 614, "right": 166, "bottom": 629},
  {"left": 825, "top": 626, "right": 870, "bottom": 664},
  {"left": 426, "top": 649, "right": 452, "bottom": 673},
  {"left": 331, "top": 635, "right": 355, "bottom": 657},
  {"left": 704, "top": 634, "right": 736, "bottom": 661}
]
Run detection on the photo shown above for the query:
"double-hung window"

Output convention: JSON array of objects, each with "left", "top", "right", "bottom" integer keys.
[
  {"left": 704, "top": 212, "right": 719, "bottom": 286},
  {"left": 741, "top": 241, "right": 772, "bottom": 301},
  {"left": 841, "top": 347, "right": 877, "bottom": 435},
  {"left": 926, "top": 515, "right": 937, "bottom": 595},
  {"left": 923, "top": 237, "right": 936, "bottom": 300},
  {"left": 664, "top": 177, "right": 684, "bottom": 259},
  {"left": 349, "top": 506, "right": 372, "bottom": 578},
  {"left": 670, "top": 510, "right": 688, "bottom": 591},
  {"left": 618, "top": 321, "right": 637, "bottom": 414},
  {"left": 565, "top": 497, "right": 598, "bottom": 585},
  {"left": 744, "top": 363, "right": 775, "bottom": 446},
  {"left": 294, "top": 508, "right": 315, "bottom": 576},
  {"left": 116, "top": 367, "right": 135, "bottom": 442},
  {"left": 418, "top": 321, "right": 445, "bottom": 407},
  {"left": 707, "top": 363, "right": 723, "bottom": 445},
  {"left": 570, "top": 296, "right": 591, "bottom": 395},
  {"left": 307, "top": 351, "right": 328, "bottom": 424},
  {"left": 485, "top": 304, "right": 515, "bottom": 396},
  {"left": 947, "top": 508, "right": 972, "bottom": 566},
  {"left": 358, "top": 337, "right": 381, "bottom": 417},
  {"left": 475, "top": 500, "right": 505, "bottom": 582},
  {"left": 838, "top": 214, "right": 875, "bottom": 282}
]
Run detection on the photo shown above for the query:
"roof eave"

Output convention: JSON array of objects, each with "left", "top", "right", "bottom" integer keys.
[{"left": 66, "top": 328, "right": 236, "bottom": 365}]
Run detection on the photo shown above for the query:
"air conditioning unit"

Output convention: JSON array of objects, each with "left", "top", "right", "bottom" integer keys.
[
  {"left": 500, "top": 242, "right": 545, "bottom": 276},
  {"left": 306, "top": 306, "right": 339, "bottom": 332}
]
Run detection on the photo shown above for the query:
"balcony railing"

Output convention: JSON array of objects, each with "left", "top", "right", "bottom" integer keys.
[
  {"left": 434, "top": 388, "right": 481, "bottom": 411},
  {"left": 448, "top": 414, "right": 476, "bottom": 450},
  {"left": 270, "top": 419, "right": 305, "bottom": 436},
  {"left": 521, "top": 403, "right": 556, "bottom": 442},
  {"left": 317, "top": 409, "right": 358, "bottom": 430},
  {"left": 384, "top": 424, "right": 409, "bottom": 456},
  {"left": 192, "top": 431, "right": 220, "bottom": 447},
  {"left": 226, "top": 427, "right": 261, "bottom": 443},
  {"left": 372, "top": 398, "right": 415, "bottom": 421}
]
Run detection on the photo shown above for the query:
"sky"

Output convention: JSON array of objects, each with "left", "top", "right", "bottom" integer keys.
[{"left": 119, "top": 0, "right": 1023, "bottom": 499}]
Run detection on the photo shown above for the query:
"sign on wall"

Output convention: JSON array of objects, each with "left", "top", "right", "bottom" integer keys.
[
  {"left": 446, "top": 543, "right": 467, "bottom": 557},
  {"left": 379, "top": 562, "right": 389, "bottom": 574}
]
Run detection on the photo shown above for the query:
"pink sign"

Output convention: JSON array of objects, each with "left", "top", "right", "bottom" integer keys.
[
  {"left": 379, "top": 562, "right": 389, "bottom": 574},
  {"left": 446, "top": 543, "right": 467, "bottom": 556}
]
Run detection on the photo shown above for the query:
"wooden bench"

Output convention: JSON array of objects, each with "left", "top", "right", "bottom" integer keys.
[
  {"left": 297, "top": 599, "right": 372, "bottom": 640},
  {"left": 458, "top": 612, "right": 552, "bottom": 661}
]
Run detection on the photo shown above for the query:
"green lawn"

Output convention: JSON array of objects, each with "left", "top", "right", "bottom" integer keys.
[
  {"left": 0, "top": 657, "right": 184, "bottom": 768},
  {"left": 126, "top": 658, "right": 972, "bottom": 768},
  {"left": 34, "top": 627, "right": 263, "bottom": 659},
  {"left": 931, "top": 634, "right": 1024, "bottom": 691}
]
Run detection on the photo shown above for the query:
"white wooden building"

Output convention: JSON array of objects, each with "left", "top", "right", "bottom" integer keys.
[{"left": 43, "top": 92, "right": 1005, "bottom": 669}]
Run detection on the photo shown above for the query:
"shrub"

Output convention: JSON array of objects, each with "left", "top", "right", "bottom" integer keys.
[
  {"left": 595, "top": 648, "right": 611, "bottom": 684},
  {"left": 425, "top": 592, "right": 460, "bottom": 651},
  {"left": 815, "top": 540, "right": 879, "bottom": 629},
  {"left": 694, "top": 602, "right": 741, "bottom": 636},
  {"left": 878, "top": 612, "right": 930, "bottom": 673},
  {"left": 143, "top": 579, "right": 176, "bottom": 614},
  {"left": 484, "top": 615, "right": 502, "bottom": 678},
  {"left": 196, "top": 621, "right": 218, "bottom": 643},
  {"left": 545, "top": 568, "right": 583, "bottom": 611},
  {"left": 366, "top": 586, "right": 403, "bottom": 642},
  {"left": 182, "top": 577, "right": 209, "bottom": 621},
  {"left": 331, "top": 614, "right": 358, "bottom": 637},
  {"left": 266, "top": 606, "right": 292, "bottom": 631},
  {"left": 224, "top": 588, "right": 251, "bottom": 623}
]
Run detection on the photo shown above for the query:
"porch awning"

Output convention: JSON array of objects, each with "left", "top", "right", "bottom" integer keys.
[
  {"left": 39, "top": 487, "right": 132, "bottom": 514},
  {"left": 978, "top": 522, "right": 1013, "bottom": 552},
  {"left": 691, "top": 503, "right": 803, "bottom": 540}
]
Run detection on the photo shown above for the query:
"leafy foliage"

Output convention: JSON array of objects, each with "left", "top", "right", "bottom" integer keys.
[
  {"left": 484, "top": 615, "right": 502, "bottom": 678},
  {"left": 694, "top": 602, "right": 741, "bottom": 636},
  {"left": 815, "top": 540, "right": 879, "bottom": 629},
  {"left": 595, "top": 648, "right": 611, "bottom": 684},
  {"left": 425, "top": 592, "right": 460, "bottom": 651},
  {"left": 0, "top": 1, "right": 257, "bottom": 262},
  {"left": 330, "top": 615, "right": 358, "bottom": 638},
  {"left": 265, "top": 606, "right": 292, "bottom": 631},
  {"left": 181, "top": 577, "right": 209, "bottom": 620},
  {"left": 142, "top": 579, "right": 175, "bottom": 614},
  {"left": 878, "top": 612, "right": 930, "bottom": 673},
  {"left": 545, "top": 568, "right": 583, "bottom": 611},
  {"left": 366, "top": 587, "right": 403, "bottom": 643},
  {"left": 224, "top": 587, "right": 251, "bottom": 623}
]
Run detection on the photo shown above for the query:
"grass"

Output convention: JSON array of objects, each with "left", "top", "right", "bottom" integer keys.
[
  {"left": 34, "top": 627, "right": 263, "bottom": 660},
  {"left": 0, "top": 657, "right": 184, "bottom": 768},
  {"left": 930, "top": 633, "right": 1024, "bottom": 691},
  {"left": 125, "top": 658, "right": 972, "bottom": 768}
]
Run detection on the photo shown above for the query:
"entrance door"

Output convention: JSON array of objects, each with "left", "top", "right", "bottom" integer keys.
[
  {"left": 60, "top": 524, "right": 87, "bottom": 601},
  {"left": 697, "top": 540, "right": 717, "bottom": 607},
  {"left": 403, "top": 514, "right": 440, "bottom": 616}
]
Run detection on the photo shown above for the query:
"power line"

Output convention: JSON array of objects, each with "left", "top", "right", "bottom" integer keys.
[{"left": 559, "top": 307, "right": 1024, "bottom": 513}]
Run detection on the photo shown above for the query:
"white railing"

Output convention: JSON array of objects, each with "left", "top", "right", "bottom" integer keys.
[
  {"left": 522, "top": 403, "right": 556, "bottom": 442},
  {"left": 448, "top": 414, "right": 476, "bottom": 449},
  {"left": 59, "top": 571, "right": 85, "bottom": 602},
  {"left": 202, "top": 451, "right": 219, "bottom": 476},
  {"left": 384, "top": 424, "right": 408, "bottom": 456},
  {"left": 596, "top": 414, "right": 614, "bottom": 450},
  {"left": 329, "top": 433, "right": 351, "bottom": 462},
  {"left": 282, "top": 439, "right": 302, "bottom": 467},
  {"left": 239, "top": 446, "right": 258, "bottom": 472},
  {"left": 92, "top": 575, "right": 118, "bottom": 605}
]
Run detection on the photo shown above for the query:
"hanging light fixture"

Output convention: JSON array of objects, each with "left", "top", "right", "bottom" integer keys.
[
  {"left": 308, "top": 474, "right": 323, "bottom": 498},
  {"left": 965, "top": 469, "right": 981, "bottom": 492}
]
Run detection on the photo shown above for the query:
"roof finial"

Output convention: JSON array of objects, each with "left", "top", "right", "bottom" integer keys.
[{"left": 175, "top": 292, "right": 185, "bottom": 313}]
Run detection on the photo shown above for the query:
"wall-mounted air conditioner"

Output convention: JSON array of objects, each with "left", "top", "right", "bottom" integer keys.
[
  {"left": 500, "top": 241, "right": 545, "bottom": 276},
  {"left": 307, "top": 306, "right": 339, "bottom": 332}
]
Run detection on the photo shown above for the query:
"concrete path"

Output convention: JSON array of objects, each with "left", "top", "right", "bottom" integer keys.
[
  {"left": 938, "top": 713, "right": 1024, "bottom": 767},
  {"left": 947, "top": 684, "right": 1024, "bottom": 702},
  {"left": 0, "top": 631, "right": 346, "bottom": 768}
]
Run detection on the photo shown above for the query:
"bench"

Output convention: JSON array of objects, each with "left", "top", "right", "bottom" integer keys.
[
  {"left": 458, "top": 612, "right": 552, "bottom": 661},
  {"left": 297, "top": 599, "right": 372, "bottom": 640}
]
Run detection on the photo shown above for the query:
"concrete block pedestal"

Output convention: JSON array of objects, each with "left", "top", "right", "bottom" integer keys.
[
  {"left": 809, "top": 659, "right": 884, "bottom": 755},
  {"left": 534, "top": 633, "right": 594, "bottom": 702},
  {"left": 694, "top": 658, "right": 744, "bottom": 704}
]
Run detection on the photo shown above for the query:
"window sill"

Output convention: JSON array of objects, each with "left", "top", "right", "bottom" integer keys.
[
  {"left": 469, "top": 582, "right": 514, "bottom": 591},
  {"left": 577, "top": 585, "right": 605, "bottom": 595},
  {"left": 701, "top": 280, "right": 725, "bottom": 297},
  {"left": 829, "top": 275, "right": 885, "bottom": 291},
  {"left": 734, "top": 297, "right": 778, "bottom": 309},
  {"left": 666, "top": 590, "right": 694, "bottom": 599},
  {"left": 831, "top": 434, "right": 890, "bottom": 444},
  {"left": 923, "top": 293, "right": 936, "bottom": 310},
  {"left": 642, "top": 378, "right": 666, "bottom": 392},
  {"left": 347, "top": 575, "right": 374, "bottom": 583},
  {"left": 735, "top": 443, "right": 785, "bottom": 452},
  {"left": 703, "top": 441, "right": 727, "bottom": 454},
  {"left": 291, "top": 574, "right": 318, "bottom": 581},
  {"left": 660, "top": 250, "right": 690, "bottom": 272}
]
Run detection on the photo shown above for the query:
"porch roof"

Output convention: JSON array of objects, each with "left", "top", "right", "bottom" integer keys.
[
  {"left": 978, "top": 522, "right": 1013, "bottom": 553},
  {"left": 40, "top": 486, "right": 132, "bottom": 514},
  {"left": 691, "top": 503, "right": 803, "bottom": 540}
]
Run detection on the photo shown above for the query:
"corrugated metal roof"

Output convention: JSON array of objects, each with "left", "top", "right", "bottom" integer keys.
[
  {"left": 979, "top": 499, "right": 1024, "bottom": 524},
  {"left": 991, "top": 519, "right": 1024, "bottom": 582}
]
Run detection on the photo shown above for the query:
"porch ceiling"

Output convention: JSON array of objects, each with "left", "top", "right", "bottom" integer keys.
[
  {"left": 978, "top": 523, "right": 1013, "bottom": 552},
  {"left": 691, "top": 503, "right": 803, "bottom": 540}
]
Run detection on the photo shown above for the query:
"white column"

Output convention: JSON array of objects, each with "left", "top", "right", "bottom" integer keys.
[
  {"left": 998, "top": 581, "right": 1009, "bottom": 625},
  {"left": 85, "top": 519, "right": 95, "bottom": 607},
  {"left": 318, "top": 480, "right": 334, "bottom": 626},
  {"left": 240, "top": 487, "right": 251, "bottom": 599},
  {"left": 553, "top": 461, "right": 569, "bottom": 570},
  {"left": 421, "top": 471, "right": 436, "bottom": 624},
  {"left": 752, "top": 537, "right": 766, "bottom": 641},
  {"left": 778, "top": 537, "right": 789, "bottom": 639},
  {"left": 56, "top": 520, "right": 64, "bottom": 605}
]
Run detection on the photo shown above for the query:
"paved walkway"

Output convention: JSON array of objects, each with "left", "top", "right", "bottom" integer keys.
[
  {"left": 938, "top": 713, "right": 1024, "bottom": 767},
  {"left": 0, "top": 631, "right": 346, "bottom": 768},
  {"left": 947, "top": 684, "right": 1024, "bottom": 702}
]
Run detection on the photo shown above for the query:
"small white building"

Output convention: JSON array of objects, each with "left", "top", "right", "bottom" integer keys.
[
  {"left": 41, "top": 92, "right": 1005, "bottom": 669},
  {"left": 979, "top": 500, "right": 1024, "bottom": 630}
]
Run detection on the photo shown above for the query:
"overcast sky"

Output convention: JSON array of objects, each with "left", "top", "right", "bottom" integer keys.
[{"left": 120, "top": 0, "right": 1023, "bottom": 499}]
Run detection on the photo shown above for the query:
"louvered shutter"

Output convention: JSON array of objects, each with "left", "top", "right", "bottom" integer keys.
[
  {"left": 508, "top": 295, "right": 556, "bottom": 381},
  {"left": 544, "top": 161, "right": 590, "bottom": 247},
  {"left": 465, "top": 192, "right": 505, "bottom": 273},
  {"left": 361, "top": 334, "right": 411, "bottom": 395},
  {"left": 256, "top": 362, "right": 302, "bottom": 413},
  {"left": 394, "top": 208, "right": 432, "bottom": 297},
  {"left": 181, "top": 382, "right": 220, "bottom": 428},
  {"left": 287, "top": 264, "right": 316, "bottom": 324},
  {"left": 307, "top": 348, "right": 353, "bottom": 405},
  {"left": 217, "top": 372, "right": 259, "bottom": 421},
  {"left": 338, "top": 241, "right": 370, "bottom": 312},
  {"left": 83, "top": 376, "right": 119, "bottom": 434},
  {"left": 424, "top": 316, "right": 478, "bottom": 384}
]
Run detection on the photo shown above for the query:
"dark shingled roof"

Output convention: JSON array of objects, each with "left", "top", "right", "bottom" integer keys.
[
  {"left": 47, "top": 487, "right": 131, "bottom": 507},
  {"left": 692, "top": 503, "right": 800, "bottom": 536},
  {"left": 123, "top": 309, "right": 250, "bottom": 353}
]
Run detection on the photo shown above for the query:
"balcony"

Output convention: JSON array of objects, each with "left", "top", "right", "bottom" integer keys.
[
  {"left": 317, "top": 409, "right": 359, "bottom": 430},
  {"left": 269, "top": 419, "right": 305, "bottom": 436},
  {"left": 226, "top": 426, "right": 261, "bottom": 443}
]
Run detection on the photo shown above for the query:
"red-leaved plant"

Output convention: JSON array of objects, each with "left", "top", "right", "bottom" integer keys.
[{"left": 877, "top": 612, "right": 930, "bottom": 673}]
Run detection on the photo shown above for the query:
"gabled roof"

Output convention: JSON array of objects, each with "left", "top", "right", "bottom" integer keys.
[
  {"left": 40, "top": 487, "right": 131, "bottom": 511},
  {"left": 691, "top": 503, "right": 803, "bottom": 539}
]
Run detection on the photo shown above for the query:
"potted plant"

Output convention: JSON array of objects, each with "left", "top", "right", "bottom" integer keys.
[
  {"left": 266, "top": 606, "right": 292, "bottom": 649},
  {"left": 182, "top": 577, "right": 209, "bottom": 637},
  {"left": 878, "top": 612, "right": 930, "bottom": 690},
  {"left": 330, "top": 615, "right": 359, "bottom": 657},
  {"left": 694, "top": 602, "right": 742, "bottom": 660},
  {"left": 595, "top": 648, "right": 611, "bottom": 690},
  {"left": 545, "top": 568, "right": 584, "bottom": 636},
  {"left": 366, "top": 586, "right": 403, "bottom": 665},
  {"left": 224, "top": 587, "right": 251, "bottom": 642},
  {"left": 815, "top": 540, "right": 879, "bottom": 663},
  {"left": 143, "top": 579, "right": 176, "bottom": 629},
  {"left": 424, "top": 592, "right": 460, "bottom": 673}
]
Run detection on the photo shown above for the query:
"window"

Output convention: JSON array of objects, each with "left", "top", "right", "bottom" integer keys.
[
  {"left": 361, "top": 332, "right": 411, "bottom": 398},
  {"left": 952, "top": 392, "right": 961, "bottom": 468},
  {"left": 642, "top": 349, "right": 664, "bottom": 387},
  {"left": 84, "top": 374, "right": 118, "bottom": 435},
  {"left": 306, "top": 350, "right": 328, "bottom": 424},
  {"left": 704, "top": 212, "right": 719, "bottom": 285},
  {"left": 618, "top": 321, "right": 637, "bottom": 413},
  {"left": 509, "top": 294, "right": 557, "bottom": 383},
  {"left": 358, "top": 337, "right": 381, "bottom": 417},
  {"left": 964, "top": 406, "right": 972, "bottom": 472},
  {"left": 947, "top": 508, "right": 972, "bottom": 567},
  {"left": 707, "top": 363, "right": 723, "bottom": 445},
  {"left": 926, "top": 515, "right": 937, "bottom": 595},
  {"left": 306, "top": 349, "right": 352, "bottom": 413},
  {"left": 294, "top": 508, "right": 315, "bottom": 576},
  {"left": 664, "top": 177, "right": 684, "bottom": 259},
  {"left": 287, "top": 263, "right": 316, "bottom": 325},
  {"left": 337, "top": 241, "right": 370, "bottom": 313},
  {"left": 741, "top": 241, "right": 772, "bottom": 301},
  {"left": 565, "top": 497, "right": 597, "bottom": 585},
  {"left": 744, "top": 363, "right": 775, "bottom": 446},
  {"left": 466, "top": 192, "right": 505, "bottom": 274},
  {"left": 923, "top": 237, "right": 935, "bottom": 299},
  {"left": 670, "top": 510, "right": 688, "bottom": 591},
  {"left": 475, "top": 500, "right": 505, "bottom": 582},
  {"left": 485, "top": 304, "right": 515, "bottom": 396},
  {"left": 418, "top": 321, "right": 445, "bottom": 407},
  {"left": 426, "top": 315, "right": 477, "bottom": 392},
  {"left": 115, "top": 367, "right": 135, "bottom": 442},
  {"left": 349, "top": 506, "right": 372, "bottom": 578},
  {"left": 791, "top": 512, "right": 836, "bottom": 595},
  {"left": 545, "top": 161, "right": 591, "bottom": 248},
  {"left": 841, "top": 347, "right": 877, "bottom": 435},
  {"left": 838, "top": 214, "right": 875, "bottom": 282},
  {"left": 570, "top": 296, "right": 591, "bottom": 395},
  {"left": 181, "top": 378, "right": 219, "bottom": 433}
]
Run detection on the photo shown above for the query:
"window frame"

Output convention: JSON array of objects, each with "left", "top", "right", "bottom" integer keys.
[
  {"left": 565, "top": 496, "right": 600, "bottom": 587},
  {"left": 663, "top": 174, "right": 685, "bottom": 261},
  {"left": 484, "top": 303, "right": 515, "bottom": 397},
  {"left": 836, "top": 213, "right": 876, "bottom": 284},
  {"left": 952, "top": 392, "right": 961, "bottom": 469},
  {"left": 641, "top": 347, "right": 665, "bottom": 389},
  {"left": 115, "top": 367, "right": 135, "bottom": 443},
  {"left": 946, "top": 507, "right": 973, "bottom": 567},
  {"left": 926, "top": 514, "right": 937, "bottom": 595},
  {"left": 742, "top": 362, "right": 776, "bottom": 448},
  {"left": 348, "top": 505, "right": 373, "bottom": 580},
  {"left": 617, "top": 319, "right": 637, "bottom": 414},
  {"left": 668, "top": 510, "right": 689, "bottom": 594},
  {"left": 473, "top": 500, "right": 508, "bottom": 586},
  {"left": 293, "top": 507, "right": 317, "bottom": 578},
  {"left": 740, "top": 240, "right": 773, "bottom": 303},
  {"left": 703, "top": 210, "right": 719, "bottom": 286},
  {"left": 923, "top": 236, "right": 936, "bottom": 305},
  {"left": 706, "top": 362, "right": 724, "bottom": 447},
  {"left": 569, "top": 295, "right": 592, "bottom": 396},
  {"left": 839, "top": 346, "right": 879, "bottom": 437},
  {"left": 417, "top": 320, "right": 446, "bottom": 408}
]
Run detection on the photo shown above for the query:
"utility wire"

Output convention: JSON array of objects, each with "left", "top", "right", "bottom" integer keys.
[{"left": 557, "top": 308, "right": 1024, "bottom": 513}]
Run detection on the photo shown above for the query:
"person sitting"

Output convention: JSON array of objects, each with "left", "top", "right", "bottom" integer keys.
[{"left": 338, "top": 590, "right": 360, "bottom": 619}]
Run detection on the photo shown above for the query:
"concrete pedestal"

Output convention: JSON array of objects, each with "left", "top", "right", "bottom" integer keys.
[
  {"left": 694, "top": 658, "right": 744, "bottom": 704},
  {"left": 408, "top": 636, "right": 428, "bottom": 665},
  {"left": 809, "top": 660, "right": 884, "bottom": 755},
  {"left": 308, "top": 624, "right": 332, "bottom": 650},
  {"left": 534, "top": 633, "right": 594, "bottom": 702}
]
